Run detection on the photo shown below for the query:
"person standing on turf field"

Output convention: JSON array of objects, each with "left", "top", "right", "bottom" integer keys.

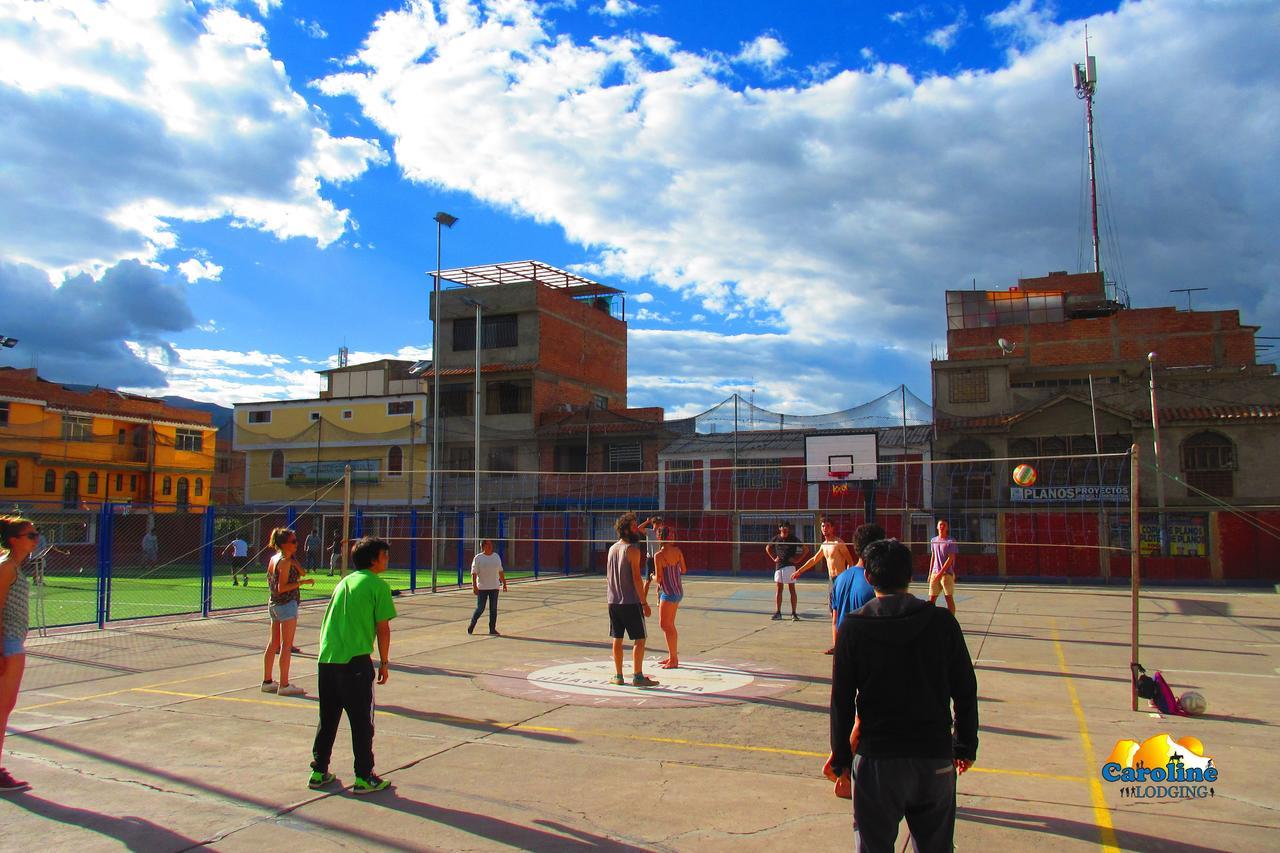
[
  {"left": 606, "top": 512, "right": 658, "bottom": 687},
  {"left": 928, "top": 520, "right": 959, "bottom": 614},
  {"left": 328, "top": 534, "right": 342, "bottom": 576},
  {"left": 829, "top": 538, "right": 978, "bottom": 852},
  {"left": 793, "top": 516, "right": 857, "bottom": 654},
  {"left": 0, "top": 515, "right": 38, "bottom": 793},
  {"left": 830, "top": 523, "right": 884, "bottom": 626},
  {"left": 224, "top": 534, "right": 251, "bottom": 586},
  {"left": 305, "top": 529, "right": 320, "bottom": 570},
  {"left": 140, "top": 525, "right": 158, "bottom": 569},
  {"left": 309, "top": 536, "right": 397, "bottom": 795},
  {"left": 467, "top": 539, "right": 507, "bottom": 636},
  {"left": 263, "top": 528, "right": 314, "bottom": 697},
  {"left": 653, "top": 524, "right": 687, "bottom": 669},
  {"left": 766, "top": 520, "right": 808, "bottom": 621}
]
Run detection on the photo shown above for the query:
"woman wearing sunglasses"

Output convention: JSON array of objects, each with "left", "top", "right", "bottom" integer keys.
[
  {"left": 263, "top": 527, "right": 314, "bottom": 696},
  {"left": 0, "top": 515, "right": 38, "bottom": 792}
]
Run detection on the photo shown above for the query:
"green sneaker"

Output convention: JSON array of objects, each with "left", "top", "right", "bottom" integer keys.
[
  {"left": 609, "top": 674, "right": 625, "bottom": 685},
  {"left": 308, "top": 771, "right": 336, "bottom": 789},
  {"left": 352, "top": 774, "right": 391, "bottom": 795}
]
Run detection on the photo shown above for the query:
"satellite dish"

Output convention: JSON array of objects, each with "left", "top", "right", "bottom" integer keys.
[{"left": 997, "top": 338, "right": 1016, "bottom": 355}]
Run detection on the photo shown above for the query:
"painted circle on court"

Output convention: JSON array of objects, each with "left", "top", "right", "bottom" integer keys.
[{"left": 479, "top": 657, "right": 804, "bottom": 708}]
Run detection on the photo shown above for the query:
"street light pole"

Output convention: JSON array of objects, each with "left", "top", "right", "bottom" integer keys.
[
  {"left": 430, "top": 211, "right": 457, "bottom": 593},
  {"left": 1147, "top": 352, "right": 1166, "bottom": 555}
]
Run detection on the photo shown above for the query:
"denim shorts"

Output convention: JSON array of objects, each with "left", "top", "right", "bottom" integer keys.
[
  {"left": 269, "top": 600, "right": 299, "bottom": 622},
  {"left": 2, "top": 636, "right": 25, "bottom": 656},
  {"left": 658, "top": 592, "right": 683, "bottom": 604}
]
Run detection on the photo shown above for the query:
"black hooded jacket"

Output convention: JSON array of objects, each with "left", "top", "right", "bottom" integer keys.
[{"left": 829, "top": 593, "right": 978, "bottom": 774}]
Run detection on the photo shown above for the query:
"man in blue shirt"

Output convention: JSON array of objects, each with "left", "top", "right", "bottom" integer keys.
[{"left": 830, "top": 523, "right": 885, "bottom": 623}]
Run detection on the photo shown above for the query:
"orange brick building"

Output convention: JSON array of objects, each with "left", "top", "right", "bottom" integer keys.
[{"left": 932, "top": 271, "right": 1280, "bottom": 581}]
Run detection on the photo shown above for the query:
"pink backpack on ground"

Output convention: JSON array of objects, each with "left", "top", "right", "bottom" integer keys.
[{"left": 1131, "top": 663, "right": 1188, "bottom": 716}]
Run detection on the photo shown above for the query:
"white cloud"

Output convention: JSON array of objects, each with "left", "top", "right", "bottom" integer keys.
[
  {"left": 318, "top": 0, "right": 1280, "bottom": 371},
  {"left": 633, "top": 291, "right": 654, "bottom": 303},
  {"left": 987, "top": 0, "right": 1059, "bottom": 49},
  {"left": 633, "top": 307, "right": 671, "bottom": 323},
  {"left": 0, "top": 0, "right": 386, "bottom": 279},
  {"left": 590, "top": 0, "right": 651, "bottom": 19},
  {"left": 296, "top": 18, "right": 328, "bottom": 39},
  {"left": 177, "top": 258, "right": 223, "bottom": 283},
  {"left": 735, "top": 35, "right": 788, "bottom": 71},
  {"left": 925, "top": 10, "right": 967, "bottom": 52}
]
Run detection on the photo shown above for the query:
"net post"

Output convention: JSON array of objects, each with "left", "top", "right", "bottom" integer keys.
[
  {"left": 200, "top": 506, "right": 215, "bottom": 617},
  {"left": 532, "top": 512, "right": 541, "bottom": 579},
  {"left": 341, "top": 465, "right": 351, "bottom": 577},
  {"left": 456, "top": 510, "right": 465, "bottom": 585},
  {"left": 1130, "top": 443, "right": 1140, "bottom": 712},
  {"left": 409, "top": 508, "right": 418, "bottom": 591}
]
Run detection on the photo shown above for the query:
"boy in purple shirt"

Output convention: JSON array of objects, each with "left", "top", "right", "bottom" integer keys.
[{"left": 929, "top": 520, "right": 959, "bottom": 614}]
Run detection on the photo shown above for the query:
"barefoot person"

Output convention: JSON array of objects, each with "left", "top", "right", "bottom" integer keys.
[
  {"left": 263, "top": 528, "right": 315, "bottom": 697},
  {"left": 467, "top": 539, "right": 507, "bottom": 636},
  {"left": 309, "top": 536, "right": 397, "bottom": 795},
  {"left": 653, "top": 525, "right": 687, "bottom": 669},
  {"left": 928, "top": 520, "right": 959, "bottom": 615},
  {"left": 793, "top": 516, "right": 857, "bottom": 654},
  {"left": 766, "top": 520, "right": 808, "bottom": 621},
  {"left": 0, "top": 515, "right": 38, "bottom": 793},
  {"left": 606, "top": 513, "right": 658, "bottom": 687}
]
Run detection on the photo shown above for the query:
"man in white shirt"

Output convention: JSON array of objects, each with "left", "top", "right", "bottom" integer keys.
[
  {"left": 223, "top": 536, "right": 251, "bottom": 586},
  {"left": 467, "top": 539, "right": 507, "bottom": 636}
]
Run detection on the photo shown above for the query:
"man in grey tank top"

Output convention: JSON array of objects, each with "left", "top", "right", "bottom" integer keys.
[{"left": 606, "top": 512, "right": 659, "bottom": 687}]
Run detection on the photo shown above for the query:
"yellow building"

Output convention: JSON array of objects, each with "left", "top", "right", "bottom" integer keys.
[
  {"left": 233, "top": 360, "right": 428, "bottom": 507},
  {"left": 0, "top": 368, "right": 217, "bottom": 511}
]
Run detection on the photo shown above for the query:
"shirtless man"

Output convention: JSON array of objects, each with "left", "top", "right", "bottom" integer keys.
[{"left": 793, "top": 516, "right": 857, "bottom": 654}]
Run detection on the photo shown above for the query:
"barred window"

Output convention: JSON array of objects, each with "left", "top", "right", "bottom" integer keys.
[
  {"left": 736, "top": 458, "right": 783, "bottom": 490},
  {"left": 175, "top": 428, "right": 203, "bottom": 452},
  {"left": 608, "top": 442, "right": 643, "bottom": 473},
  {"left": 453, "top": 314, "right": 518, "bottom": 350},
  {"left": 948, "top": 370, "right": 989, "bottom": 404},
  {"left": 486, "top": 380, "right": 532, "bottom": 415},
  {"left": 62, "top": 414, "right": 93, "bottom": 441},
  {"left": 387, "top": 401, "right": 413, "bottom": 416},
  {"left": 1182, "top": 431, "right": 1235, "bottom": 498},
  {"left": 665, "top": 460, "right": 697, "bottom": 485},
  {"left": 87, "top": 471, "right": 99, "bottom": 494},
  {"left": 876, "top": 456, "right": 898, "bottom": 488},
  {"left": 441, "top": 384, "right": 471, "bottom": 417},
  {"left": 248, "top": 410, "right": 271, "bottom": 424},
  {"left": 3, "top": 461, "right": 16, "bottom": 488}
]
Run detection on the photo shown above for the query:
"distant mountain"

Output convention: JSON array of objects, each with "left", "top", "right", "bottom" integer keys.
[{"left": 161, "top": 396, "right": 233, "bottom": 430}]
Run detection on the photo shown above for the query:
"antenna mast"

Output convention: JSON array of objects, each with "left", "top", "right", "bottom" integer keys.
[{"left": 1073, "top": 34, "right": 1100, "bottom": 275}]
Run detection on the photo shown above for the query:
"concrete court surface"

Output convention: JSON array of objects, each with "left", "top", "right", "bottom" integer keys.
[{"left": 2, "top": 575, "right": 1278, "bottom": 853}]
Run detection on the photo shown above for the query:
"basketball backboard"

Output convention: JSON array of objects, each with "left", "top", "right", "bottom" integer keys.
[{"left": 803, "top": 432, "right": 878, "bottom": 483}]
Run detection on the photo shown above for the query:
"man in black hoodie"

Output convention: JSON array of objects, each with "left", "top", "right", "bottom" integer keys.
[{"left": 829, "top": 539, "right": 978, "bottom": 852}]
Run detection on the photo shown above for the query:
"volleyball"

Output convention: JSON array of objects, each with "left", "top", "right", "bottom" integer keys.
[
  {"left": 1012, "top": 464, "right": 1037, "bottom": 487},
  {"left": 1179, "top": 691, "right": 1207, "bottom": 716}
]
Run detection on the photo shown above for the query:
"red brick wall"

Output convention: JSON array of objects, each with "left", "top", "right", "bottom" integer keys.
[
  {"left": 535, "top": 287, "right": 627, "bottom": 412},
  {"left": 1017, "top": 271, "right": 1105, "bottom": 297}
]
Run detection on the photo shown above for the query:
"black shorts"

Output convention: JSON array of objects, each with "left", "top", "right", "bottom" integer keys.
[{"left": 608, "top": 603, "right": 647, "bottom": 641}]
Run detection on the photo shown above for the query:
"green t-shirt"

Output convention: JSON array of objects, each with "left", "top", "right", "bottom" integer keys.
[{"left": 317, "top": 569, "right": 397, "bottom": 664}]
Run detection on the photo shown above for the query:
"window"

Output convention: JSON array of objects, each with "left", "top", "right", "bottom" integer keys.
[
  {"left": 735, "top": 458, "right": 782, "bottom": 489},
  {"left": 945, "top": 439, "right": 993, "bottom": 502},
  {"left": 593, "top": 395, "right": 608, "bottom": 410},
  {"left": 387, "top": 401, "right": 413, "bottom": 416},
  {"left": 1182, "top": 431, "right": 1235, "bottom": 498},
  {"left": 63, "top": 471, "right": 79, "bottom": 508},
  {"left": 310, "top": 412, "right": 320, "bottom": 421},
  {"left": 62, "top": 414, "right": 93, "bottom": 441},
  {"left": 488, "top": 446, "right": 517, "bottom": 475},
  {"left": 453, "top": 314, "right": 518, "bottom": 350},
  {"left": 445, "top": 446, "right": 474, "bottom": 477},
  {"left": 440, "top": 384, "right": 472, "bottom": 417},
  {"left": 342, "top": 410, "right": 353, "bottom": 420},
  {"left": 176, "top": 477, "right": 189, "bottom": 508},
  {"left": 87, "top": 471, "right": 98, "bottom": 494},
  {"left": 3, "top": 461, "right": 16, "bottom": 489},
  {"left": 194, "top": 478, "right": 203, "bottom": 496},
  {"left": 486, "top": 380, "right": 532, "bottom": 415},
  {"left": 217, "top": 457, "right": 229, "bottom": 473},
  {"left": 607, "top": 442, "right": 643, "bottom": 473},
  {"left": 248, "top": 410, "right": 271, "bottom": 424},
  {"left": 162, "top": 476, "right": 172, "bottom": 496},
  {"left": 876, "top": 456, "right": 898, "bottom": 488},
  {"left": 44, "top": 470, "right": 56, "bottom": 492},
  {"left": 130, "top": 474, "right": 138, "bottom": 490},
  {"left": 269, "top": 450, "right": 284, "bottom": 480},
  {"left": 115, "top": 473, "right": 123, "bottom": 492},
  {"left": 665, "top": 460, "right": 697, "bottom": 485},
  {"left": 0, "top": 402, "right": 8, "bottom": 427},
  {"left": 948, "top": 370, "right": 989, "bottom": 404},
  {"left": 387, "top": 446, "right": 403, "bottom": 477},
  {"left": 175, "top": 428, "right": 203, "bottom": 452},
  {"left": 117, "top": 429, "right": 126, "bottom": 444},
  {"left": 555, "top": 444, "right": 586, "bottom": 473}
]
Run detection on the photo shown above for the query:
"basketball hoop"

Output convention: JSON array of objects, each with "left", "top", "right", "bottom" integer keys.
[{"left": 828, "top": 471, "right": 851, "bottom": 495}]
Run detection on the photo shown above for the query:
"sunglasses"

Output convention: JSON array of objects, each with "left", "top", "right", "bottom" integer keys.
[{"left": 20, "top": 531, "right": 40, "bottom": 540}]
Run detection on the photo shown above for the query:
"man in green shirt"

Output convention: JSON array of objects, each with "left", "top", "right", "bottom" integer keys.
[{"left": 308, "top": 536, "right": 397, "bottom": 794}]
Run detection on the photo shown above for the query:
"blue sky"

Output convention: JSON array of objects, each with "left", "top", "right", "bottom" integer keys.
[{"left": 1, "top": 0, "right": 1276, "bottom": 417}]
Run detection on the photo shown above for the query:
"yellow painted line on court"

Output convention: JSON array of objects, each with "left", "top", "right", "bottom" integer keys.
[
  {"left": 132, "top": 687, "right": 1085, "bottom": 782},
  {"left": 1052, "top": 619, "right": 1120, "bottom": 853},
  {"left": 17, "top": 668, "right": 247, "bottom": 712}
]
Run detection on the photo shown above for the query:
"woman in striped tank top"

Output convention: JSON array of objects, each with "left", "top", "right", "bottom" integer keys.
[
  {"left": 653, "top": 525, "right": 687, "bottom": 670},
  {"left": 0, "top": 515, "right": 38, "bottom": 792}
]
